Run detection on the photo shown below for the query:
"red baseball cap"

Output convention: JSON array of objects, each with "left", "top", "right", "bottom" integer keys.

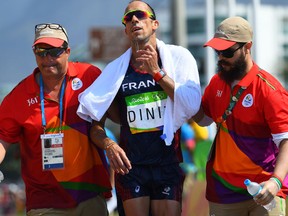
[
  {"left": 33, "top": 23, "right": 68, "bottom": 47},
  {"left": 204, "top": 16, "right": 253, "bottom": 51}
]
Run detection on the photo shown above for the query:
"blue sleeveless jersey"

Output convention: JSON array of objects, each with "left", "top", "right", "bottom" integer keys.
[{"left": 116, "top": 64, "right": 182, "bottom": 165}]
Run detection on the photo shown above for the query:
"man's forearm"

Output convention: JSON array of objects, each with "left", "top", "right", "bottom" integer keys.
[
  {"left": 192, "top": 106, "right": 213, "bottom": 126},
  {"left": 90, "top": 120, "right": 116, "bottom": 150},
  {"left": 274, "top": 139, "right": 288, "bottom": 181},
  {"left": 0, "top": 139, "right": 10, "bottom": 164}
]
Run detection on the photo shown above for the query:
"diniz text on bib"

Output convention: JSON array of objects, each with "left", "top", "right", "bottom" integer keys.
[{"left": 125, "top": 91, "right": 167, "bottom": 134}]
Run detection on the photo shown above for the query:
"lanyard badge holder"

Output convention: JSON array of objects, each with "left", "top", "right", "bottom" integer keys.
[{"left": 39, "top": 74, "right": 66, "bottom": 170}]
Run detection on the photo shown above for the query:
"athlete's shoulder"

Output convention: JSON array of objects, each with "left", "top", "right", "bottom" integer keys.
[{"left": 166, "top": 43, "right": 191, "bottom": 54}]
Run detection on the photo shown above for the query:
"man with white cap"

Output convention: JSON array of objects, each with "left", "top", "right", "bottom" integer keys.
[
  {"left": 0, "top": 23, "right": 111, "bottom": 215},
  {"left": 193, "top": 16, "right": 288, "bottom": 215}
]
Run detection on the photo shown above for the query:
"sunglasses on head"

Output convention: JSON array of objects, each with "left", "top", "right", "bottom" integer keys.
[
  {"left": 35, "top": 23, "right": 69, "bottom": 41},
  {"left": 122, "top": 10, "right": 155, "bottom": 25},
  {"left": 215, "top": 43, "right": 246, "bottom": 58},
  {"left": 33, "top": 47, "right": 67, "bottom": 57}
]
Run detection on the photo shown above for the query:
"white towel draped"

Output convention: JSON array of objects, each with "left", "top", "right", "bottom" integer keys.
[{"left": 77, "top": 39, "right": 201, "bottom": 145}]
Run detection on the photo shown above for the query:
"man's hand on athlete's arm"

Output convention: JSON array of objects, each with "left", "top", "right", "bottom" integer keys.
[
  {"left": 0, "top": 139, "right": 10, "bottom": 164},
  {"left": 0, "top": 139, "right": 11, "bottom": 183},
  {"left": 191, "top": 105, "right": 213, "bottom": 127}
]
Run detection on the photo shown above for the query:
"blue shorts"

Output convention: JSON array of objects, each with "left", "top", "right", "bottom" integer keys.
[{"left": 115, "top": 163, "right": 185, "bottom": 202}]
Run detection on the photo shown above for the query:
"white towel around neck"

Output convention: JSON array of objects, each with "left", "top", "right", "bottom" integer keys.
[{"left": 77, "top": 39, "right": 201, "bottom": 145}]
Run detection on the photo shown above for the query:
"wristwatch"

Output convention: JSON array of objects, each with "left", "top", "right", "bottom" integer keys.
[{"left": 153, "top": 69, "right": 166, "bottom": 82}]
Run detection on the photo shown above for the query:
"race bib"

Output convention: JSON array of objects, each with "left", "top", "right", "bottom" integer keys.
[{"left": 125, "top": 91, "right": 167, "bottom": 134}]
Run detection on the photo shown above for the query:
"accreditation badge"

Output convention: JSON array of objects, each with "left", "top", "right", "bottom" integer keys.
[{"left": 40, "top": 133, "right": 64, "bottom": 170}]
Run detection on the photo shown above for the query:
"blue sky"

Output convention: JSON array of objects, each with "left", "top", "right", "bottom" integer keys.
[
  {"left": 0, "top": 0, "right": 286, "bottom": 90},
  {"left": 0, "top": 0, "right": 169, "bottom": 88}
]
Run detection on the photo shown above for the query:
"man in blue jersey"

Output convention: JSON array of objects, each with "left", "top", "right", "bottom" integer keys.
[{"left": 77, "top": 1, "right": 201, "bottom": 215}]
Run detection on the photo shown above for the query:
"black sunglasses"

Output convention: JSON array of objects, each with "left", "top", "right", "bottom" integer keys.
[
  {"left": 215, "top": 43, "right": 246, "bottom": 58},
  {"left": 34, "top": 47, "right": 67, "bottom": 57},
  {"left": 122, "top": 10, "right": 155, "bottom": 25},
  {"left": 35, "top": 23, "right": 69, "bottom": 41}
]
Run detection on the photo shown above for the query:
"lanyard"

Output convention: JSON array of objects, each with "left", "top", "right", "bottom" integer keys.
[
  {"left": 39, "top": 74, "right": 66, "bottom": 133},
  {"left": 210, "top": 85, "right": 246, "bottom": 160},
  {"left": 221, "top": 86, "right": 246, "bottom": 121}
]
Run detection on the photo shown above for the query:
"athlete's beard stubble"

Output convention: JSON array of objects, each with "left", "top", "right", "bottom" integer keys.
[
  {"left": 217, "top": 52, "right": 247, "bottom": 84},
  {"left": 132, "top": 27, "right": 155, "bottom": 51}
]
